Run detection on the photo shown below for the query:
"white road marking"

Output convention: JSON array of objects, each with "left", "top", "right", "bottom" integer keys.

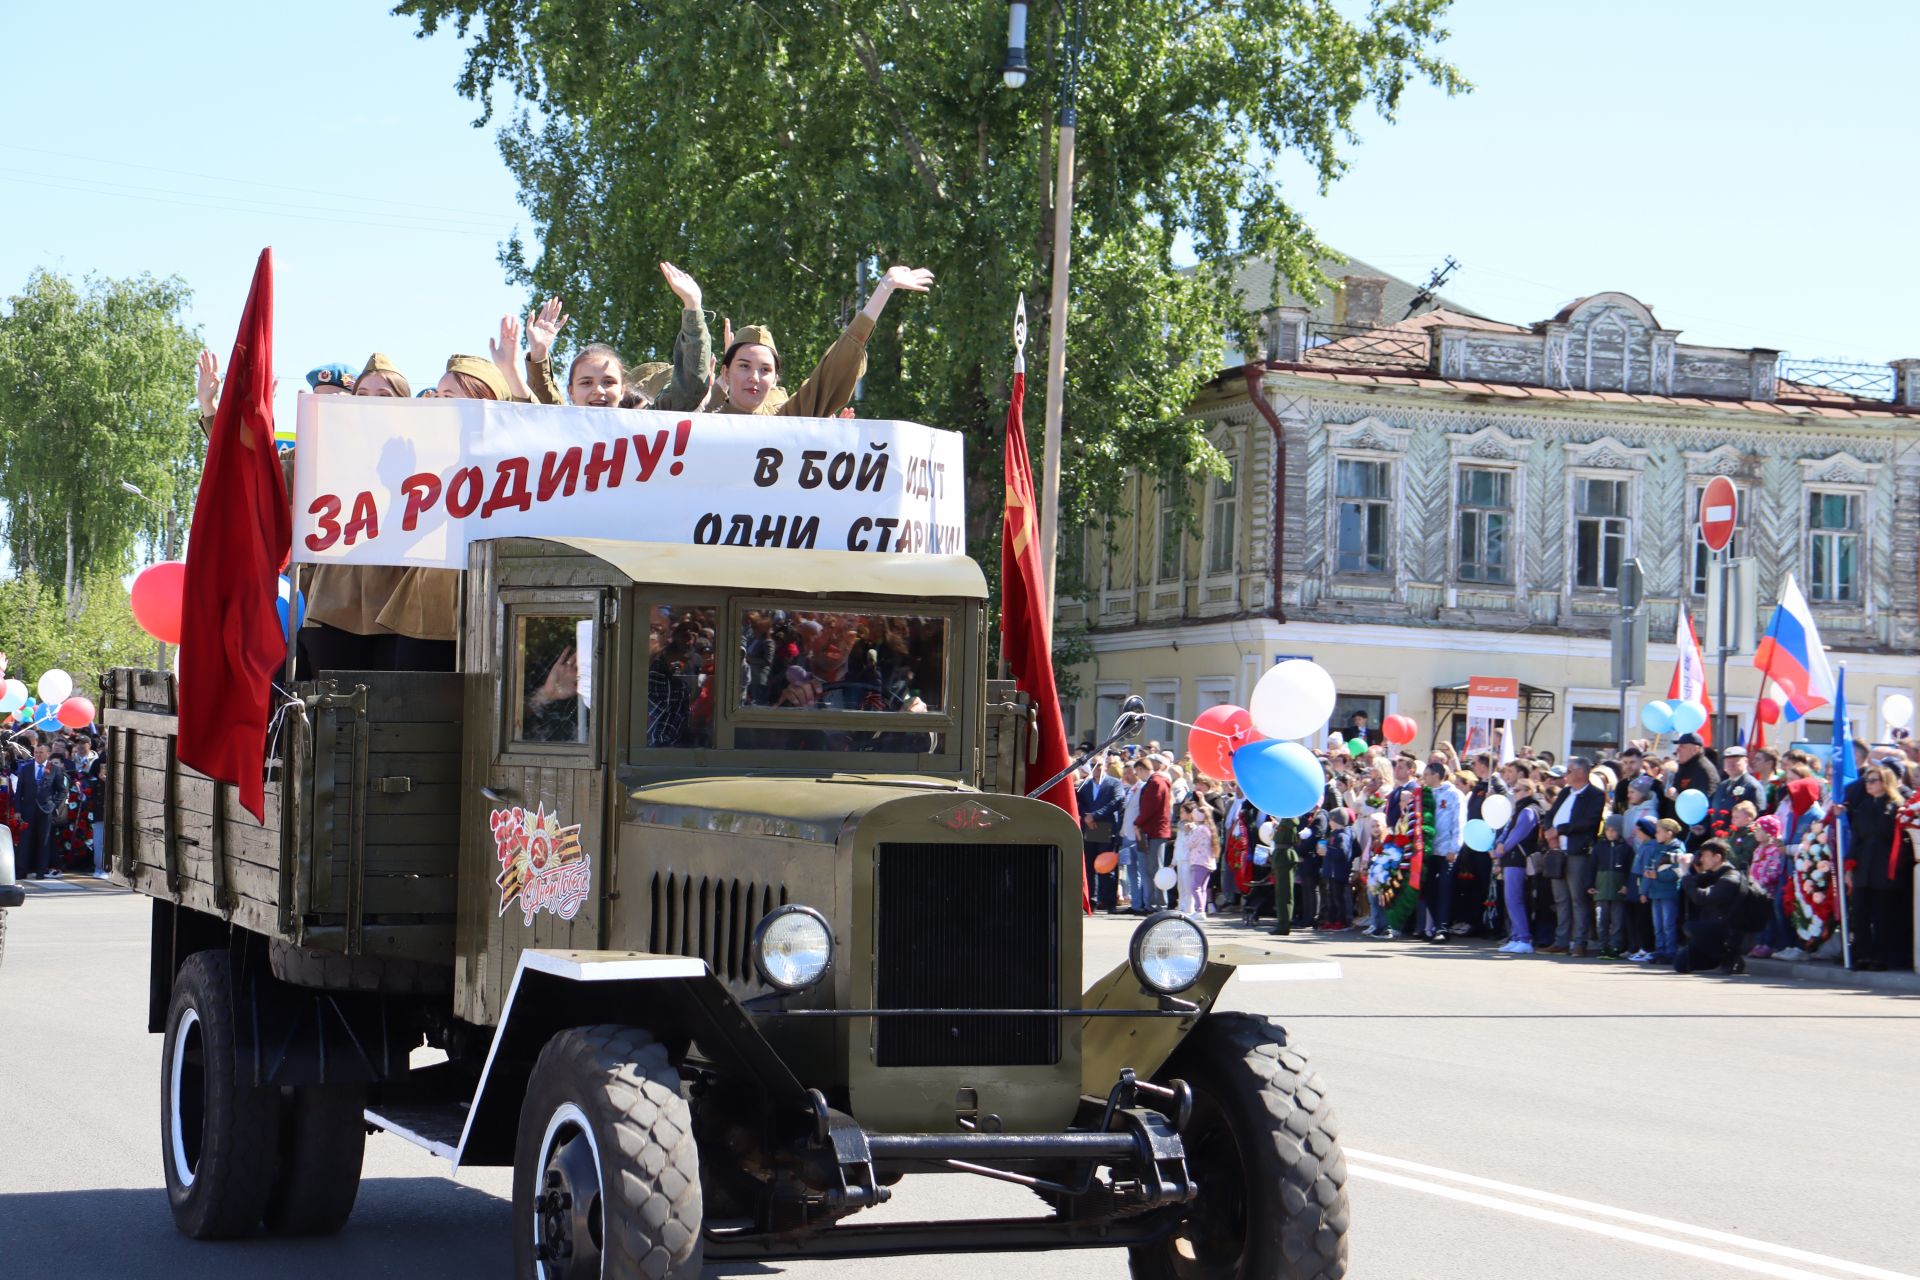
[{"left": 1346, "top": 1149, "right": 1915, "bottom": 1280}]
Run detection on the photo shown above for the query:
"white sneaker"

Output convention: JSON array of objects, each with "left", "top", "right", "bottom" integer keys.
[
  {"left": 1507, "top": 942, "right": 1534, "bottom": 954},
  {"left": 1496, "top": 941, "right": 1515, "bottom": 953},
  {"left": 1776, "top": 947, "right": 1805, "bottom": 961},
  {"left": 1630, "top": 951, "right": 1653, "bottom": 963}
]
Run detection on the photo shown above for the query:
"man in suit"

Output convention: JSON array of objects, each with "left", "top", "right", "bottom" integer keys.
[
  {"left": 13, "top": 739, "right": 69, "bottom": 879},
  {"left": 1077, "top": 756, "right": 1127, "bottom": 913},
  {"left": 1546, "top": 755, "right": 1608, "bottom": 955}
]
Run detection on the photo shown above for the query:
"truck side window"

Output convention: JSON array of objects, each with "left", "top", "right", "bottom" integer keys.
[
  {"left": 647, "top": 605, "right": 717, "bottom": 749},
  {"left": 515, "top": 615, "right": 592, "bottom": 745}
]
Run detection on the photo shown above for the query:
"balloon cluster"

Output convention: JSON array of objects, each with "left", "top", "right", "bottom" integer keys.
[
  {"left": 0, "top": 666, "right": 95, "bottom": 730},
  {"left": 1638, "top": 698, "right": 1707, "bottom": 736}
]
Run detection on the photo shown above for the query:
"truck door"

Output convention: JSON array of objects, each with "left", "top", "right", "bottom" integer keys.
[{"left": 471, "top": 587, "right": 613, "bottom": 1016}]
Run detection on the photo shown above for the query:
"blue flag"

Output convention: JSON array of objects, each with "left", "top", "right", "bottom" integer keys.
[{"left": 1830, "top": 665, "right": 1856, "bottom": 966}]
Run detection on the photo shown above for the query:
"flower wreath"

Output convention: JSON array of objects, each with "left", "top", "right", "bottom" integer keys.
[{"left": 1782, "top": 831, "right": 1838, "bottom": 946}]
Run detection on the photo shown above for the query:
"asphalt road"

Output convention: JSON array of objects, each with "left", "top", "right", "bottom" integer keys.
[{"left": 4, "top": 882, "right": 1917, "bottom": 1280}]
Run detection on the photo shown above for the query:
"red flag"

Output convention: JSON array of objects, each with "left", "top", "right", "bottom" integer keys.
[
  {"left": 999, "top": 328, "right": 1084, "bottom": 906},
  {"left": 1665, "top": 607, "right": 1714, "bottom": 746},
  {"left": 178, "top": 249, "right": 290, "bottom": 821}
]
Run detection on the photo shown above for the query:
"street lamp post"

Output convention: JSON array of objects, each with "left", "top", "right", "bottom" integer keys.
[
  {"left": 121, "top": 480, "right": 176, "bottom": 671},
  {"left": 1002, "top": 0, "right": 1081, "bottom": 619}
]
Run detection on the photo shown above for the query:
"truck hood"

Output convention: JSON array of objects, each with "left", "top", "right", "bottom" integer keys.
[{"left": 618, "top": 771, "right": 978, "bottom": 844}]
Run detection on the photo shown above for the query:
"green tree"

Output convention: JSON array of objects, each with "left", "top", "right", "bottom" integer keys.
[
  {"left": 396, "top": 0, "right": 1464, "bottom": 566},
  {"left": 0, "top": 270, "right": 203, "bottom": 607},
  {"left": 0, "top": 570, "right": 155, "bottom": 700}
]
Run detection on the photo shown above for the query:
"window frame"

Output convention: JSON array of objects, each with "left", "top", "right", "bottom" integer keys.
[
  {"left": 1805, "top": 487, "right": 1863, "bottom": 604},
  {"left": 1571, "top": 472, "right": 1633, "bottom": 592},
  {"left": 497, "top": 587, "right": 606, "bottom": 767},
  {"left": 1156, "top": 469, "right": 1187, "bottom": 583},
  {"left": 1332, "top": 455, "right": 1393, "bottom": 577},
  {"left": 1205, "top": 455, "right": 1238, "bottom": 578},
  {"left": 1454, "top": 463, "right": 1515, "bottom": 586}
]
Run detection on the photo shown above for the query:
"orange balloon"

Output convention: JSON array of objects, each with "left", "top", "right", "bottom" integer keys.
[{"left": 1093, "top": 851, "right": 1119, "bottom": 875}]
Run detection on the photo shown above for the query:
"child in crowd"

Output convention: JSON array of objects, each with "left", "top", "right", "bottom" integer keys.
[
  {"left": 1319, "top": 808, "right": 1355, "bottom": 930},
  {"left": 1744, "top": 812, "right": 1789, "bottom": 958},
  {"left": 1592, "top": 813, "right": 1634, "bottom": 959},
  {"left": 1726, "top": 801, "right": 1759, "bottom": 871},
  {"left": 1642, "top": 817, "right": 1688, "bottom": 962},
  {"left": 1174, "top": 798, "right": 1217, "bottom": 916}
]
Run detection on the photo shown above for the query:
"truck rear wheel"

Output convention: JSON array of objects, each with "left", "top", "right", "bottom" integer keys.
[
  {"left": 161, "top": 950, "right": 282, "bottom": 1239},
  {"left": 512, "top": 1025, "right": 704, "bottom": 1280},
  {"left": 1129, "top": 1013, "right": 1349, "bottom": 1280},
  {"left": 262, "top": 1084, "right": 367, "bottom": 1236}
]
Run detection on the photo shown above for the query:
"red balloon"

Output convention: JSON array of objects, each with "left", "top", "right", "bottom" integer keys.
[
  {"left": 1093, "top": 850, "right": 1119, "bottom": 875},
  {"left": 131, "top": 560, "right": 187, "bottom": 646},
  {"left": 1383, "top": 713, "right": 1419, "bottom": 746},
  {"left": 56, "top": 696, "right": 95, "bottom": 729},
  {"left": 1191, "top": 703, "right": 1261, "bottom": 780}
]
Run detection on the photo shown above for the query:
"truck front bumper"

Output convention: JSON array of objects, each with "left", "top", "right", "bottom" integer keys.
[{"left": 0, "top": 884, "right": 24, "bottom": 910}]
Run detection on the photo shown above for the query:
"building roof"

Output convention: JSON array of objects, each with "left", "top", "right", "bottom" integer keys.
[
  {"left": 1293, "top": 306, "right": 1521, "bottom": 371},
  {"left": 1255, "top": 363, "right": 1920, "bottom": 421}
]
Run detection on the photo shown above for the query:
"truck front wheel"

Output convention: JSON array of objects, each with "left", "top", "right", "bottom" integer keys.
[
  {"left": 1129, "top": 1013, "right": 1350, "bottom": 1280},
  {"left": 512, "top": 1025, "right": 704, "bottom": 1280},
  {"left": 161, "top": 950, "right": 282, "bottom": 1239}
]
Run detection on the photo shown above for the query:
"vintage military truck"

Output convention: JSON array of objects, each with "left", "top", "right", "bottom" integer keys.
[
  {"left": 0, "top": 827, "right": 20, "bottom": 965},
  {"left": 105, "top": 535, "right": 1348, "bottom": 1278}
]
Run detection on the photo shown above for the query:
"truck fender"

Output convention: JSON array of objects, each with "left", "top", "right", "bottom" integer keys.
[
  {"left": 452, "top": 949, "right": 811, "bottom": 1169},
  {"left": 1078, "top": 942, "right": 1339, "bottom": 1098}
]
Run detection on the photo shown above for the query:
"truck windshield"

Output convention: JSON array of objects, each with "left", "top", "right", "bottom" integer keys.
[{"left": 738, "top": 609, "right": 946, "bottom": 713}]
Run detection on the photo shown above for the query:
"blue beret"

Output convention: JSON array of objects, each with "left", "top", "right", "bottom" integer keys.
[{"left": 306, "top": 362, "right": 357, "bottom": 391}]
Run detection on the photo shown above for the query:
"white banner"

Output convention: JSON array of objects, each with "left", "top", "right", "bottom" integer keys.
[{"left": 290, "top": 397, "right": 967, "bottom": 569}]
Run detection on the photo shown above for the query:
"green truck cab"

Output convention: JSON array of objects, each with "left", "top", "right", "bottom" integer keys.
[{"left": 106, "top": 535, "right": 1349, "bottom": 1278}]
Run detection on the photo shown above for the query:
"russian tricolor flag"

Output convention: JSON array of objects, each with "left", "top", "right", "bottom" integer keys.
[{"left": 1751, "top": 575, "right": 1836, "bottom": 726}]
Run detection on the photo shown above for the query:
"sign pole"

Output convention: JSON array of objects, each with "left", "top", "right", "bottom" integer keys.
[
  {"left": 1715, "top": 551, "right": 1731, "bottom": 749},
  {"left": 1698, "top": 477, "right": 1738, "bottom": 750}
]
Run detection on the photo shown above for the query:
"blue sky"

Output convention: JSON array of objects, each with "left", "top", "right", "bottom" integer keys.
[{"left": 0, "top": 0, "right": 1913, "bottom": 436}]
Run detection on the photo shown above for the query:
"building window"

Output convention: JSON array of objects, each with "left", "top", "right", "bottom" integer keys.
[
  {"left": 1456, "top": 467, "right": 1512, "bottom": 584},
  {"left": 1807, "top": 490, "right": 1860, "bottom": 603},
  {"left": 1573, "top": 476, "right": 1630, "bottom": 590},
  {"left": 1206, "top": 458, "right": 1237, "bottom": 576},
  {"left": 1157, "top": 470, "right": 1184, "bottom": 582},
  {"left": 1335, "top": 458, "right": 1390, "bottom": 575},
  {"left": 1332, "top": 694, "right": 1385, "bottom": 745},
  {"left": 1690, "top": 482, "right": 1748, "bottom": 595},
  {"left": 1570, "top": 706, "right": 1621, "bottom": 757}
]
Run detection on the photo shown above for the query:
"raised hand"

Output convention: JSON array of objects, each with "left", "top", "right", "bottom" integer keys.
[
  {"left": 490, "top": 316, "right": 534, "bottom": 401},
  {"left": 525, "top": 296, "right": 570, "bottom": 363},
  {"left": 881, "top": 265, "right": 935, "bottom": 293},
  {"left": 659, "top": 261, "right": 703, "bottom": 311},
  {"left": 196, "top": 350, "right": 221, "bottom": 417}
]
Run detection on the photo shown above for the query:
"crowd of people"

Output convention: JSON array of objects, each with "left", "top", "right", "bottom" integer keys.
[
  {"left": 1076, "top": 726, "right": 1920, "bottom": 975},
  {"left": 193, "top": 260, "right": 933, "bottom": 681},
  {"left": 3, "top": 726, "right": 107, "bottom": 879}
]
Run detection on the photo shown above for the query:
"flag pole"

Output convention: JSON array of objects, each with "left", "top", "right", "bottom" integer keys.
[{"left": 1833, "top": 662, "right": 1853, "bottom": 970}]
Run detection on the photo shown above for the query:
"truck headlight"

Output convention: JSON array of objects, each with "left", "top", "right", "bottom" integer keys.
[
  {"left": 1130, "top": 911, "right": 1208, "bottom": 995},
  {"left": 752, "top": 905, "right": 834, "bottom": 991}
]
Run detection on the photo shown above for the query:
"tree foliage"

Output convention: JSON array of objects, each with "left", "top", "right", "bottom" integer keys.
[
  {"left": 395, "top": 0, "right": 1465, "bottom": 575},
  {"left": 0, "top": 270, "right": 203, "bottom": 602},
  {"left": 0, "top": 570, "right": 156, "bottom": 697}
]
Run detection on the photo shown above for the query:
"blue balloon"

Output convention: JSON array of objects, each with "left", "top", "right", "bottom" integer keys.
[
  {"left": 1232, "top": 739, "right": 1326, "bottom": 819},
  {"left": 1675, "top": 789, "right": 1708, "bottom": 825},
  {"left": 1463, "top": 818, "right": 1495, "bottom": 852},
  {"left": 276, "top": 574, "right": 306, "bottom": 641},
  {"left": 1640, "top": 700, "right": 1674, "bottom": 735},
  {"left": 1668, "top": 700, "right": 1707, "bottom": 734}
]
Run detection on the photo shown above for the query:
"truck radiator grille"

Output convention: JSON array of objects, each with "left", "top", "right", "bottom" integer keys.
[
  {"left": 648, "top": 874, "right": 788, "bottom": 985},
  {"left": 873, "top": 842, "right": 1060, "bottom": 1068}
]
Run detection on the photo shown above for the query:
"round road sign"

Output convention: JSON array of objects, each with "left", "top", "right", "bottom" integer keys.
[{"left": 1699, "top": 475, "right": 1737, "bottom": 554}]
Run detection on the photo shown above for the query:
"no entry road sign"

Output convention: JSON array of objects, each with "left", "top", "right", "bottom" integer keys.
[{"left": 1699, "top": 475, "right": 1737, "bottom": 554}]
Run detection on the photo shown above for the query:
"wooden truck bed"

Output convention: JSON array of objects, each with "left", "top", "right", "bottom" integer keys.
[{"left": 102, "top": 668, "right": 464, "bottom": 966}]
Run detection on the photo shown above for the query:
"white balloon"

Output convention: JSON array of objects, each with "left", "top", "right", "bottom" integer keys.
[
  {"left": 1883, "top": 693, "right": 1915, "bottom": 729},
  {"left": 1249, "top": 659, "right": 1338, "bottom": 741},
  {"left": 0, "top": 679, "right": 25, "bottom": 714},
  {"left": 1153, "top": 865, "right": 1178, "bottom": 892},
  {"left": 36, "top": 668, "right": 73, "bottom": 705},
  {"left": 1258, "top": 819, "right": 1278, "bottom": 845},
  {"left": 1480, "top": 793, "right": 1514, "bottom": 830}
]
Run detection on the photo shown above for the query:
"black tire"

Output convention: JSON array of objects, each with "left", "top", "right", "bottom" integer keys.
[
  {"left": 512, "top": 1025, "right": 703, "bottom": 1280},
  {"left": 161, "top": 950, "right": 282, "bottom": 1239},
  {"left": 262, "top": 1084, "right": 367, "bottom": 1236},
  {"left": 268, "top": 939, "right": 452, "bottom": 995},
  {"left": 1129, "top": 1013, "right": 1349, "bottom": 1280}
]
